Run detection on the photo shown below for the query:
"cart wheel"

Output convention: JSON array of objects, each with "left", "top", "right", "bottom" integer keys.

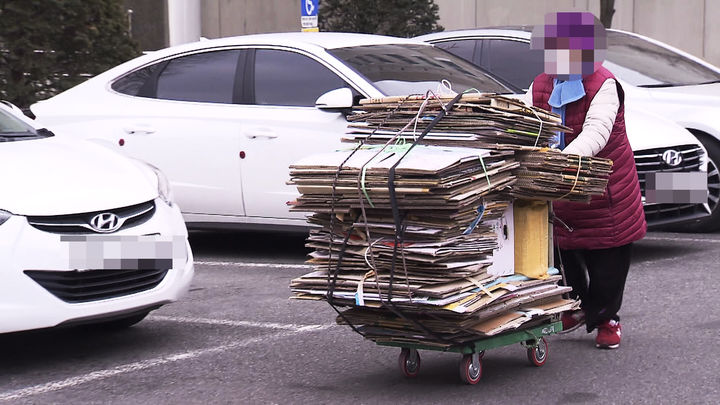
[
  {"left": 527, "top": 337, "right": 549, "bottom": 367},
  {"left": 398, "top": 348, "right": 421, "bottom": 378},
  {"left": 459, "top": 353, "right": 482, "bottom": 385}
]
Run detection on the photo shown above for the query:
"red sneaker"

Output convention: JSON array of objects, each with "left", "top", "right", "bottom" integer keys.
[
  {"left": 560, "top": 310, "right": 585, "bottom": 333},
  {"left": 596, "top": 319, "right": 622, "bottom": 349}
]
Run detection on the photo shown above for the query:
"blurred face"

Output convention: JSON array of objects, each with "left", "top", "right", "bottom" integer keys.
[{"left": 531, "top": 12, "right": 607, "bottom": 81}]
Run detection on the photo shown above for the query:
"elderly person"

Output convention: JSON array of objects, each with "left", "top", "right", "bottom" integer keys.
[{"left": 522, "top": 12, "right": 646, "bottom": 349}]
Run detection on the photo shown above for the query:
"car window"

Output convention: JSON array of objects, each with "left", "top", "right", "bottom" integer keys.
[
  {"left": 0, "top": 109, "right": 45, "bottom": 142},
  {"left": 112, "top": 50, "right": 242, "bottom": 102},
  {"left": 605, "top": 31, "right": 720, "bottom": 87},
  {"left": 433, "top": 40, "right": 476, "bottom": 63},
  {"left": 476, "top": 39, "right": 543, "bottom": 91},
  {"left": 329, "top": 44, "right": 510, "bottom": 95},
  {"left": 253, "top": 49, "right": 349, "bottom": 107},
  {"left": 111, "top": 63, "right": 163, "bottom": 96},
  {"left": 156, "top": 50, "right": 241, "bottom": 103}
]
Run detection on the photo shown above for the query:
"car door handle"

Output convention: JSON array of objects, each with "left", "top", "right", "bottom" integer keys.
[
  {"left": 245, "top": 130, "right": 278, "bottom": 140},
  {"left": 123, "top": 126, "right": 156, "bottom": 135}
]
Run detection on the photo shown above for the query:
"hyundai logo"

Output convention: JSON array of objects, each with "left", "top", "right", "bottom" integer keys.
[
  {"left": 662, "top": 149, "right": 683, "bottom": 167},
  {"left": 89, "top": 213, "right": 121, "bottom": 233}
]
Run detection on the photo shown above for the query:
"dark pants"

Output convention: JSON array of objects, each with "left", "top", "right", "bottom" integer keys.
[{"left": 556, "top": 243, "right": 633, "bottom": 332}]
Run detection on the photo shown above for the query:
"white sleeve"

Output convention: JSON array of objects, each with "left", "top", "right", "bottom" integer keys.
[
  {"left": 562, "top": 79, "right": 619, "bottom": 157},
  {"left": 520, "top": 83, "right": 534, "bottom": 106}
]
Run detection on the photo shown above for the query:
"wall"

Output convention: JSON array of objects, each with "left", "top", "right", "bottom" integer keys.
[
  {"left": 434, "top": 0, "right": 720, "bottom": 66},
  {"left": 202, "top": 0, "right": 299, "bottom": 38}
]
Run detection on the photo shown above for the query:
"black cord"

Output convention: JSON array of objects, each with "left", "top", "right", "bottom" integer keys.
[{"left": 383, "top": 93, "right": 465, "bottom": 344}]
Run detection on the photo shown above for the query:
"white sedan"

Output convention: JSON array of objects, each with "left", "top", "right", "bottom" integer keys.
[
  {"left": 0, "top": 102, "right": 194, "bottom": 333},
  {"left": 30, "top": 32, "right": 707, "bottom": 232},
  {"left": 417, "top": 28, "right": 720, "bottom": 232},
  {"left": 29, "top": 33, "right": 510, "bottom": 231}
]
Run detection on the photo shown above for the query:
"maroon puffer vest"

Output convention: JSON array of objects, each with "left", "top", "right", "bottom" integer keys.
[{"left": 532, "top": 67, "right": 646, "bottom": 250}]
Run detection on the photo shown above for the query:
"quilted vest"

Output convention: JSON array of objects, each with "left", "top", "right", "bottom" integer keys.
[{"left": 532, "top": 67, "right": 646, "bottom": 250}]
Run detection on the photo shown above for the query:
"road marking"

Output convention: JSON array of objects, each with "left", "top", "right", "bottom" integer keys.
[
  {"left": 194, "top": 260, "right": 314, "bottom": 269},
  {"left": 643, "top": 236, "right": 720, "bottom": 244},
  {"left": 148, "top": 315, "right": 332, "bottom": 332},
  {"left": 0, "top": 324, "right": 332, "bottom": 402}
]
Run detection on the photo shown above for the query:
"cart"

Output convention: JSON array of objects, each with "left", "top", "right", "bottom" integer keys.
[{"left": 376, "top": 315, "right": 562, "bottom": 384}]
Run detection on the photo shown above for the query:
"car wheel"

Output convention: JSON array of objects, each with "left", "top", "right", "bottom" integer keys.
[{"left": 681, "top": 134, "right": 720, "bottom": 232}]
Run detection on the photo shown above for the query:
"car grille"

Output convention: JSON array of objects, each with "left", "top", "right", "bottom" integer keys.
[
  {"left": 634, "top": 144, "right": 708, "bottom": 226},
  {"left": 26, "top": 200, "right": 155, "bottom": 234},
  {"left": 24, "top": 269, "right": 169, "bottom": 303}
]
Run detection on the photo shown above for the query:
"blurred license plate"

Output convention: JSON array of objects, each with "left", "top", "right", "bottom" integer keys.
[
  {"left": 61, "top": 235, "right": 186, "bottom": 271},
  {"left": 645, "top": 172, "right": 707, "bottom": 204}
]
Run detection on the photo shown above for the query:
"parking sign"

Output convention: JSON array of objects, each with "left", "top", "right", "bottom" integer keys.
[{"left": 301, "top": 0, "right": 319, "bottom": 32}]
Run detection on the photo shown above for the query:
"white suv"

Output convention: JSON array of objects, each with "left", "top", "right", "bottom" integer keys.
[
  {"left": 418, "top": 28, "right": 720, "bottom": 232},
  {"left": 0, "top": 102, "right": 194, "bottom": 333}
]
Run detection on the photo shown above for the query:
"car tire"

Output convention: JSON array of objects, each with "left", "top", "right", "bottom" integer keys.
[{"left": 678, "top": 133, "right": 720, "bottom": 232}]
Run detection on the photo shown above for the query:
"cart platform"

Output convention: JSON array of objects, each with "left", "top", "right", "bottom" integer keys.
[{"left": 376, "top": 316, "right": 562, "bottom": 384}]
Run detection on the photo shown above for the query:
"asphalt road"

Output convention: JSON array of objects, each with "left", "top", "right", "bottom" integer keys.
[{"left": 1, "top": 230, "right": 719, "bottom": 404}]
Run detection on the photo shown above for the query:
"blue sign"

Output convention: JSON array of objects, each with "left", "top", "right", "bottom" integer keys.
[{"left": 302, "top": 0, "right": 318, "bottom": 17}]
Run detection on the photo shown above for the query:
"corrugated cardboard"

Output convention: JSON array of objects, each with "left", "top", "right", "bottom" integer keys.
[{"left": 513, "top": 200, "right": 549, "bottom": 279}]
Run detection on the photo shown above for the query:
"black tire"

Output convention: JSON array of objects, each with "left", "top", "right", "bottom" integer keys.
[
  {"left": 680, "top": 134, "right": 720, "bottom": 232},
  {"left": 527, "top": 337, "right": 548, "bottom": 367},
  {"left": 398, "top": 348, "right": 421, "bottom": 378},
  {"left": 459, "top": 354, "right": 482, "bottom": 385},
  {"left": 92, "top": 311, "right": 150, "bottom": 330}
]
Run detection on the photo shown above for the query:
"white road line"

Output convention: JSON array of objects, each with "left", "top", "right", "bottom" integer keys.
[
  {"left": 643, "top": 236, "right": 720, "bottom": 244},
  {"left": 148, "top": 315, "right": 332, "bottom": 332},
  {"left": 0, "top": 325, "right": 331, "bottom": 402},
  {"left": 194, "top": 260, "right": 314, "bottom": 269}
]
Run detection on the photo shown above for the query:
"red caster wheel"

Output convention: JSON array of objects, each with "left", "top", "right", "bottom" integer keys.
[
  {"left": 398, "top": 348, "right": 421, "bottom": 377},
  {"left": 527, "top": 337, "right": 549, "bottom": 367},
  {"left": 459, "top": 353, "right": 482, "bottom": 385}
]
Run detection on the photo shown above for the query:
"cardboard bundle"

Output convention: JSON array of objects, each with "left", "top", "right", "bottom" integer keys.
[
  {"left": 289, "top": 146, "right": 577, "bottom": 347},
  {"left": 343, "top": 94, "right": 571, "bottom": 148},
  {"left": 511, "top": 148, "right": 613, "bottom": 202},
  {"left": 288, "top": 145, "right": 518, "bottom": 212},
  {"left": 288, "top": 94, "right": 592, "bottom": 348},
  {"left": 289, "top": 146, "right": 514, "bottom": 302}
]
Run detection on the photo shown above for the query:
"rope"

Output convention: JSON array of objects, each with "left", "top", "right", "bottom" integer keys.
[
  {"left": 558, "top": 155, "right": 583, "bottom": 199},
  {"left": 324, "top": 95, "right": 414, "bottom": 338},
  {"left": 462, "top": 204, "right": 486, "bottom": 235},
  {"left": 527, "top": 106, "right": 545, "bottom": 148}
]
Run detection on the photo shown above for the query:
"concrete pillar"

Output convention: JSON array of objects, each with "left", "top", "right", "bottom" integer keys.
[
  {"left": 704, "top": 0, "right": 720, "bottom": 66},
  {"left": 168, "top": 0, "right": 202, "bottom": 46}
]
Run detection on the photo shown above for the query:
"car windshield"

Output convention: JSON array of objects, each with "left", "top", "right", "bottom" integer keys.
[
  {"left": 0, "top": 109, "right": 42, "bottom": 142},
  {"left": 328, "top": 44, "right": 511, "bottom": 96},
  {"left": 605, "top": 31, "right": 720, "bottom": 87}
]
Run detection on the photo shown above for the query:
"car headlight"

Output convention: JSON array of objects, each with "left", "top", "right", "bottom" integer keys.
[
  {"left": 146, "top": 164, "right": 174, "bottom": 206},
  {"left": 0, "top": 209, "right": 12, "bottom": 227}
]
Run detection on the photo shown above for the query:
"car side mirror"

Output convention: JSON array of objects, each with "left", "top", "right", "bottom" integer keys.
[{"left": 315, "top": 88, "right": 354, "bottom": 110}]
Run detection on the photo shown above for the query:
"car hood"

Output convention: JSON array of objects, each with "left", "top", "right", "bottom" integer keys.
[
  {"left": 0, "top": 137, "right": 158, "bottom": 216},
  {"left": 623, "top": 104, "right": 704, "bottom": 151},
  {"left": 622, "top": 83, "right": 720, "bottom": 135},
  {"left": 645, "top": 82, "right": 720, "bottom": 100}
]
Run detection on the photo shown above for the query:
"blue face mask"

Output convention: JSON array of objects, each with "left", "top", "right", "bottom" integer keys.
[{"left": 548, "top": 78, "right": 586, "bottom": 149}]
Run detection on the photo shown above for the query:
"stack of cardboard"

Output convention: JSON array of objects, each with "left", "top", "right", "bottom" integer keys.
[
  {"left": 287, "top": 93, "right": 611, "bottom": 348},
  {"left": 289, "top": 147, "right": 577, "bottom": 347},
  {"left": 289, "top": 146, "right": 517, "bottom": 212},
  {"left": 511, "top": 148, "right": 613, "bottom": 202},
  {"left": 343, "top": 94, "right": 570, "bottom": 148},
  {"left": 288, "top": 146, "right": 515, "bottom": 302}
]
